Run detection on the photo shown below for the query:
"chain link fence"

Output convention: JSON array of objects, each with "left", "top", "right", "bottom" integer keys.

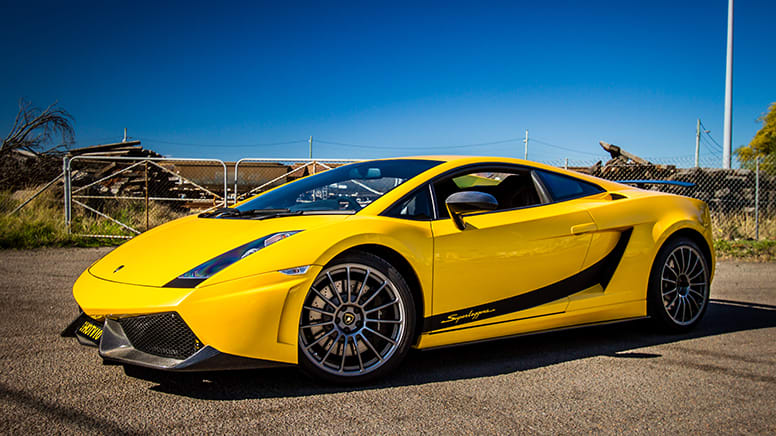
[
  {"left": 65, "top": 156, "right": 227, "bottom": 238},
  {"left": 4, "top": 153, "right": 773, "bottom": 242},
  {"left": 540, "top": 155, "right": 775, "bottom": 240},
  {"left": 0, "top": 178, "right": 63, "bottom": 221},
  {"left": 233, "top": 158, "right": 360, "bottom": 203}
]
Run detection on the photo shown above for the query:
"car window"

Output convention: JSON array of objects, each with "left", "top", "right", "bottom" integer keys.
[
  {"left": 434, "top": 168, "right": 543, "bottom": 218},
  {"left": 536, "top": 170, "right": 603, "bottom": 201},
  {"left": 384, "top": 187, "right": 433, "bottom": 220},
  {"left": 452, "top": 173, "right": 502, "bottom": 188},
  {"left": 236, "top": 159, "right": 442, "bottom": 213}
]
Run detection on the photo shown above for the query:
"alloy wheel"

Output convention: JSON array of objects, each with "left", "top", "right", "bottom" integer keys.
[
  {"left": 299, "top": 263, "right": 406, "bottom": 377},
  {"left": 660, "top": 245, "right": 708, "bottom": 326}
]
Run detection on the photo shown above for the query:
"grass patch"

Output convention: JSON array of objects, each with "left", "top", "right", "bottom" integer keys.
[
  {"left": 713, "top": 239, "right": 776, "bottom": 262},
  {"left": 712, "top": 212, "right": 776, "bottom": 240},
  {"left": 0, "top": 186, "right": 190, "bottom": 249},
  {"left": 0, "top": 188, "right": 125, "bottom": 248}
]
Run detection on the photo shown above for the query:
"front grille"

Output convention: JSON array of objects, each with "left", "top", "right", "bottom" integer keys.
[{"left": 119, "top": 312, "right": 201, "bottom": 360}]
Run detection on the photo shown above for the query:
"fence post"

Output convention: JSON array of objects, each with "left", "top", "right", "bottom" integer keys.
[
  {"left": 145, "top": 160, "right": 149, "bottom": 231},
  {"left": 221, "top": 160, "right": 228, "bottom": 207},
  {"left": 234, "top": 160, "right": 241, "bottom": 204},
  {"left": 755, "top": 157, "right": 760, "bottom": 240},
  {"left": 63, "top": 156, "right": 71, "bottom": 233}
]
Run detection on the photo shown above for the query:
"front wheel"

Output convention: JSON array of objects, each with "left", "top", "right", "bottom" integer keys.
[
  {"left": 648, "top": 237, "right": 710, "bottom": 332},
  {"left": 298, "top": 252, "right": 415, "bottom": 384}
]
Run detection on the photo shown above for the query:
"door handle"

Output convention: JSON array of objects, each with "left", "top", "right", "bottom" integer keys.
[{"left": 571, "top": 222, "right": 598, "bottom": 235}]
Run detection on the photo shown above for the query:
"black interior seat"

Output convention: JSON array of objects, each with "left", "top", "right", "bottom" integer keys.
[{"left": 496, "top": 174, "right": 541, "bottom": 209}]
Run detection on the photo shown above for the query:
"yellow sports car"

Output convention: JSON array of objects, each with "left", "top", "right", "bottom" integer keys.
[{"left": 65, "top": 156, "right": 714, "bottom": 383}]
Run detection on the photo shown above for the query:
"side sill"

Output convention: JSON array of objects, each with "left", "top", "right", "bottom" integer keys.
[{"left": 417, "top": 316, "right": 650, "bottom": 352}]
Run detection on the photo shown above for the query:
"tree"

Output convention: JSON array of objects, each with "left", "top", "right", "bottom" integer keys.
[
  {"left": 1, "top": 98, "right": 74, "bottom": 156},
  {"left": 736, "top": 102, "right": 776, "bottom": 174},
  {"left": 0, "top": 99, "right": 74, "bottom": 190}
]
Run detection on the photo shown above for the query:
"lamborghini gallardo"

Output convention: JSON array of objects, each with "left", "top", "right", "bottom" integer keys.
[{"left": 66, "top": 156, "right": 714, "bottom": 383}]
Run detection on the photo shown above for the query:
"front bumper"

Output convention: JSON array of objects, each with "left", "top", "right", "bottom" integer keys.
[
  {"left": 63, "top": 311, "right": 284, "bottom": 371},
  {"left": 72, "top": 265, "right": 322, "bottom": 366},
  {"left": 99, "top": 317, "right": 280, "bottom": 371}
]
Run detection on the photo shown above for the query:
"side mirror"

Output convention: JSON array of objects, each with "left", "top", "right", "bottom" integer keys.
[{"left": 445, "top": 191, "right": 498, "bottom": 230}]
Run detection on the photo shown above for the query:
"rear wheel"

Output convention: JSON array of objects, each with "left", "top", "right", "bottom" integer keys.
[
  {"left": 648, "top": 237, "right": 710, "bottom": 332},
  {"left": 298, "top": 252, "right": 415, "bottom": 384}
]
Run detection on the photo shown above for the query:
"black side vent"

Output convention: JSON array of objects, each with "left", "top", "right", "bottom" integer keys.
[
  {"left": 610, "top": 193, "right": 628, "bottom": 200},
  {"left": 119, "top": 312, "right": 201, "bottom": 360}
]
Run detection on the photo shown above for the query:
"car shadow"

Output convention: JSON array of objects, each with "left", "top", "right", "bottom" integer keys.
[{"left": 137, "top": 299, "right": 776, "bottom": 400}]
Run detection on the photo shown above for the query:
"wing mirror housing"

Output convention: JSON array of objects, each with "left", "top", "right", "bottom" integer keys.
[{"left": 445, "top": 191, "right": 498, "bottom": 230}]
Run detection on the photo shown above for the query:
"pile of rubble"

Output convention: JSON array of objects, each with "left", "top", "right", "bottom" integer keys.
[
  {"left": 1, "top": 140, "right": 165, "bottom": 192},
  {"left": 0, "top": 148, "right": 63, "bottom": 191},
  {"left": 67, "top": 141, "right": 223, "bottom": 209},
  {"left": 574, "top": 141, "right": 776, "bottom": 213}
]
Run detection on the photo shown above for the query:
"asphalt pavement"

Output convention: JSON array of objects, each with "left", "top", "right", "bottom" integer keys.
[{"left": 0, "top": 247, "right": 774, "bottom": 434}]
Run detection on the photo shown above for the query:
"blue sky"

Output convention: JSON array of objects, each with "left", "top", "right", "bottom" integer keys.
[{"left": 1, "top": 1, "right": 774, "bottom": 165}]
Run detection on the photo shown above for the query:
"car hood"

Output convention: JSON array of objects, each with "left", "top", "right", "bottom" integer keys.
[{"left": 89, "top": 213, "right": 350, "bottom": 287}]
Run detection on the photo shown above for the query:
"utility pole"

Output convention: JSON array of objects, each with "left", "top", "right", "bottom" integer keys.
[
  {"left": 722, "top": 0, "right": 734, "bottom": 168},
  {"left": 523, "top": 129, "right": 528, "bottom": 160},
  {"left": 309, "top": 136, "right": 313, "bottom": 159},
  {"left": 695, "top": 119, "right": 701, "bottom": 167},
  {"left": 123, "top": 128, "right": 127, "bottom": 143}
]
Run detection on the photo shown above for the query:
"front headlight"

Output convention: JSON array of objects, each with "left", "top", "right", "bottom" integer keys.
[{"left": 164, "top": 231, "right": 301, "bottom": 288}]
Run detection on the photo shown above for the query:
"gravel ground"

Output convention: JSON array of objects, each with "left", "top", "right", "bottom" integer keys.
[{"left": 0, "top": 247, "right": 774, "bottom": 434}]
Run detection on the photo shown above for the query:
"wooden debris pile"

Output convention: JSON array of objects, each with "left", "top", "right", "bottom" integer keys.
[
  {"left": 577, "top": 141, "right": 776, "bottom": 214},
  {"left": 1, "top": 148, "right": 62, "bottom": 191},
  {"left": 68, "top": 142, "right": 222, "bottom": 211},
  {"left": 67, "top": 140, "right": 161, "bottom": 159}
]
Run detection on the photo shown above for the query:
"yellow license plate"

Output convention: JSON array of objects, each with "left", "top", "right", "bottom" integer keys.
[{"left": 75, "top": 318, "right": 104, "bottom": 345}]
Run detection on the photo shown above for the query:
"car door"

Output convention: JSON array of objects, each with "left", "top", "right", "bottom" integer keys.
[{"left": 427, "top": 166, "right": 597, "bottom": 333}]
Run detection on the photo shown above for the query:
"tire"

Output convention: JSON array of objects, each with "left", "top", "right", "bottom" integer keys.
[
  {"left": 647, "top": 237, "right": 710, "bottom": 333},
  {"left": 298, "top": 251, "right": 416, "bottom": 384}
]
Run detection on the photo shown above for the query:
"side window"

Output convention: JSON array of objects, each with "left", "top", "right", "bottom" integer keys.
[
  {"left": 536, "top": 170, "right": 603, "bottom": 201},
  {"left": 384, "top": 187, "right": 433, "bottom": 220},
  {"left": 434, "top": 168, "right": 543, "bottom": 218}
]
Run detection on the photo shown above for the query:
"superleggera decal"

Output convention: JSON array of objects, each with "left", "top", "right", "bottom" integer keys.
[{"left": 422, "top": 228, "right": 633, "bottom": 333}]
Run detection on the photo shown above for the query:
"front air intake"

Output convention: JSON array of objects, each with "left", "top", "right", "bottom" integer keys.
[{"left": 119, "top": 312, "right": 201, "bottom": 360}]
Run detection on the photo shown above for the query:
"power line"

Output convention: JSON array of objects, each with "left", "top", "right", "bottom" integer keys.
[
  {"left": 701, "top": 140, "right": 722, "bottom": 156},
  {"left": 76, "top": 136, "right": 126, "bottom": 145},
  {"left": 529, "top": 137, "right": 607, "bottom": 157},
  {"left": 316, "top": 137, "right": 523, "bottom": 150},
  {"left": 698, "top": 120, "right": 724, "bottom": 151},
  {"left": 108, "top": 133, "right": 700, "bottom": 163},
  {"left": 644, "top": 154, "right": 698, "bottom": 161},
  {"left": 704, "top": 131, "right": 724, "bottom": 151},
  {"left": 138, "top": 137, "right": 309, "bottom": 147},
  {"left": 700, "top": 135, "right": 723, "bottom": 154},
  {"left": 700, "top": 136, "right": 723, "bottom": 157}
]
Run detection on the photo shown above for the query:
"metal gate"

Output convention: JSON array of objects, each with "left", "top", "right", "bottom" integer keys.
[
  {"left": 64, "top": 156, "right": 227, "bottom": 238},
  {"left": 233, "top": 158, "right": 360, "bottom": 203}
]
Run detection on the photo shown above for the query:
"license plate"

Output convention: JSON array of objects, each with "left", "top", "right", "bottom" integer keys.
[{"left": 74, "top": 316, "right": 104, "bottom": 346}]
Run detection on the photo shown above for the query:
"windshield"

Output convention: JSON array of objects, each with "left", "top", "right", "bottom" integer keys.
[{"left": 235, "top": 159, "right": 442, "bottom": 213}]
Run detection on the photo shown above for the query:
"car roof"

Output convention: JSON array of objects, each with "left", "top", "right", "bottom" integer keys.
[{"left": 368, "top": 155, "right": 631, "bottom": 192}]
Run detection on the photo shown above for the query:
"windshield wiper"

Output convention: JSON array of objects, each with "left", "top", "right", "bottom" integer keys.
[
  {"left": 231, "top": 208, "right": 305, "bottom": 220},
  {"left": 201, "top": 208, "right": 356, "bottom": 220},
  {"left": 199, "top": 207, "right": 242, "bottom": 218},
  {"left": 239, "top": 208, "right": 292, "bottom": 217},
  {"left": 199, "top": 208, "right": 292, "bottom": 219}
]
